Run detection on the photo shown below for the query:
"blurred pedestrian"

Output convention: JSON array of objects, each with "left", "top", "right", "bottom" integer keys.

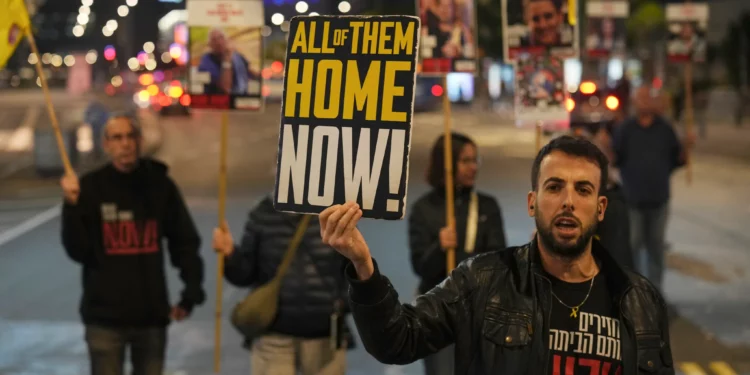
[
  {"left": 60, "top": 115, "right": 205, "bottom": 375},
  {"left": 612, "top": 86, "right": 696, "bottom": 292},
  {"left": 408, "top": 132, "right": 507, "bottom": 375},
  {"left": 212, "top": 193, "right": 354, "bottom": 375},
  {"left": 83, "top": 100, "right": 110, "bottom": 159}
]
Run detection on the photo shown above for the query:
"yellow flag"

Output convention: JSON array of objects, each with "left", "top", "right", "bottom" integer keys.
[
  {"left": 568, "top": 0, "right": 577, "bottom": 26},
  {"left": 0, "top": 0, "right": 32, "bottom": 68}
]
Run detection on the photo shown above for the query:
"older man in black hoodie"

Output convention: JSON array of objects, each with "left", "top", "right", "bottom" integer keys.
[{"left": 60, "top": 115, "right": 205, "bottom": 375}]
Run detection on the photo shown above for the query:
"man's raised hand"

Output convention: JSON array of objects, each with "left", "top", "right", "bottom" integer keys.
[{"left": 320, "top": 202, "right": 374, "bottom": 280}]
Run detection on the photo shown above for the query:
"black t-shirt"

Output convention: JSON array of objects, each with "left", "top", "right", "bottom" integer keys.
[{"left": 545, "top": 271, "right": 624, "bottom": 374}]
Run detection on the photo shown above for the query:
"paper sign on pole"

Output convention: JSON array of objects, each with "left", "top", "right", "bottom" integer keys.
[
  {"left": 585, "top": 1, "right": 628, "bottom": 59},
  {"left": 273, "top": 15, "right": 420, "bottom": 220},
  {"left": 417, "top": 0, "right": 478, "bottom": 75},
  {"left": 666, "top": 3, "right": 709, "bottom": 63},
  {"left": 514, "top": 54, "right": 568, "bottom": 123},
  {"left": 502, "top": 0, "right": 579, "bottom": 62},
  {"left": 186, "top": 0, "right": 264, "bottom": 110}
]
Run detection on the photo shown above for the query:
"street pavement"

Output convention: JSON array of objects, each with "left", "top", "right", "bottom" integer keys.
[{"left": 0, "top": 102, "right": 749, "bottom": 374}]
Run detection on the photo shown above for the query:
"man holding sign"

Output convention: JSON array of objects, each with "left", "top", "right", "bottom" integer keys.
[
  {"left": 320, "top": 136, "right": 673, "bottom": 374},
  {"left": 274, "top": 15, "right": 420, "bottom": 220}
]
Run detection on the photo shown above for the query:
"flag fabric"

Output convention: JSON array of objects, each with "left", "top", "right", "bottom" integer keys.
[{"left": 0, "top": 0, "right": 31, "bottom": 68}]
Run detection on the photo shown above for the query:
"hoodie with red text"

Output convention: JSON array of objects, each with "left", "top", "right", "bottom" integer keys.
[{"left": 61, "top": 158, "right": 205, "bottom": 327}]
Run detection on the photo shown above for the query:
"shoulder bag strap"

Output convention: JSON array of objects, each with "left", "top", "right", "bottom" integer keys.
[
  {"left": 464, "top": 191, "right": 479, "bottom": 254},
  {"left": 274, "top": 214, "right": 312, "bottom": 279}
]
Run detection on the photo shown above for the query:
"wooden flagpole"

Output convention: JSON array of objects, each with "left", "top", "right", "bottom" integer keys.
[
  {"left": 24, "top": 27, "right": 73, "bottom": 176},
  {"left": 683, "top": 0, "right": 694, "bottom": 185},
  {"left": 214, "top": 111, "right": 229, "bottom": 373},
  {"left": 442, "top": 76, "right": 456, "bottom": 274}
]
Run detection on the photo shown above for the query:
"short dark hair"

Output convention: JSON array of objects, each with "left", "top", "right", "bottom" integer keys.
[
  {"left": 531, "top": 135, "right": 608, "bottom": 194},
  {"left": 426, "top": 132, "right": 476, "bottom": 189},
  {"left": 530, "top": 0, "right": 563, "bottom": 11}
]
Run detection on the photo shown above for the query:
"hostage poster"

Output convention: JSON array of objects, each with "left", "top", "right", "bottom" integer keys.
[
  {"left": 502, "top": 0, "right": 579, "bottom": 61},
  {"left": 273, "top": 15, "right": 420, "bottom": 220},
  {"left": 514, "top": 53, "right": 568, "bottom": 123},
  {"left": 417, "top": 0, "right": 478, "bottom": 75}
]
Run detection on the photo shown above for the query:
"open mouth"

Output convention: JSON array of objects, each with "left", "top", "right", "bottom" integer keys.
[{"left": 554, "top": 217, "right": 579, "bottom": 230}]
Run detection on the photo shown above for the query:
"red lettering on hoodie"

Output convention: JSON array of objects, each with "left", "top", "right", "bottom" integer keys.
[{"left": 103, "top": 219, "right": 159, "bottom": 255}]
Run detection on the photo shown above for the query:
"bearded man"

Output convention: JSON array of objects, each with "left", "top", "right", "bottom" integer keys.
[{"left": 319, "top": 135, "right": 673, "bottom": 374}]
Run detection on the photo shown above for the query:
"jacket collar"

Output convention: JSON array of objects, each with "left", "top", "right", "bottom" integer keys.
[{"left": 522, "top": 236, "right": 631, "bottom": 300}]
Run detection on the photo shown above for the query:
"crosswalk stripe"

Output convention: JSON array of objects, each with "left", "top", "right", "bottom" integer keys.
[
  {"left": 681, "top": 362, "right": 709, "bottom": 375},
  {"left": 709, "top": 362, "right": 738, "bottom": 375}
]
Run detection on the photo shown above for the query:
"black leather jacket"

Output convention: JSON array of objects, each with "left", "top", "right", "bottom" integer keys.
[{"left": 346, "top": 239, "right": 674, "bottom": 374}]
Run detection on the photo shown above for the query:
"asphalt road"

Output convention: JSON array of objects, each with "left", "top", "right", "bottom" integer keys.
[{"left": 0, "top": 103, "right": 749, "bottom": 375}]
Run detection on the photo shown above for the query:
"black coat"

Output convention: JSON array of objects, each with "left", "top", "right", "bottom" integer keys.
[
  {"left": 598, "top": 184, "right": 635, "bottom": 270},
  {"left": 346, "top": 239, "right": 674, "bottom": 374},
  {"left": 223, "top": 196, "right": 354, "bottom": 348},
  {"left": 408, "top": 188, "right": 508, "bottom": 294}
]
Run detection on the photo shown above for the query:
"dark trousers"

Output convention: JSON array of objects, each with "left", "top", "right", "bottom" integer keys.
[
  {"left": 85, "top": 324, "right": 167, "bottom": 375},
  {"left": 423, "top": 344, "right": 454, "bottom": 375}
]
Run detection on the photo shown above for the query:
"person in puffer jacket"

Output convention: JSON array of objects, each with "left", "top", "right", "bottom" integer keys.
[
  {"left": 408, "top": 132, "right": 508, "bottom": 375},
  {"left": 212, "top": 193, "right": 354, "bottom": 375}
]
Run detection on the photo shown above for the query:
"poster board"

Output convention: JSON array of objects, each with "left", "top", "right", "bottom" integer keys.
[
  {"left": 585, "top": 1, "right": 628, "bottom": 59},
  {"left": 186, "top": 0, "right": 264, "bottom": 110},
  {"left": 514, "top": 53, "right": 568, "bottom": 123},
  {"left": 273, "top": 15, "right": 420, "bottom": 220},
  {"left": 666, "top": 3, "right": 708, "bottom": 63},
  {"left": 502, "top": 0, "right": 579, "bottom": 62},
  {"left": 417, "top": 0, "right": 478, "bottom": 75}
]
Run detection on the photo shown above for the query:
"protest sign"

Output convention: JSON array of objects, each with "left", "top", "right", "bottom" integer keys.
[
  {"left": 186, "top": 0, "right": 264, "bottom": 110},
  {"left": 273, "top": 15, "right": 420, "bottom": 220},
  {"left": 666, "top": 3, "right": 708, "bottom": 63},
  {"left": 514, "top": 53, "right": 568, "bottom": 123},
  {"left": 417, "top": 0, "right": 478, "bottom": 75},
  {"left": 502, "top": 0, "right": 579, "bottom": 62},
  {"left": 585, "top": 1, "right": 628, "bottom": 59}
]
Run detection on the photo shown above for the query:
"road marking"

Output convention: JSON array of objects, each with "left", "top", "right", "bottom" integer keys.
[
  {"left": 709, "top": 362, "right": 738, "bottom": 375},
  {"left": 0, "top": 203, "right": 61, "bottom": 248},
  {"left": 681, "top": 363, "right": 709, "bottom": 375}
]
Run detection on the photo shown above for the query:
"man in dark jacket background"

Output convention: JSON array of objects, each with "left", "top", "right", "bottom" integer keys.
[
  {"left": 60, "top": 115, "right": 205, "bottom": 375},
  {"left": 213, "top": 193, "right": 354, "bottom": 375},
  {"left": 319, "top": 136, "right": 673, "bottom": 374}
]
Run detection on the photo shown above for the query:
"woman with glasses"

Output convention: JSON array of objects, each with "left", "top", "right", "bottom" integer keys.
[{"left": 408, "top": 132, "right": 508, "bottom": 375}]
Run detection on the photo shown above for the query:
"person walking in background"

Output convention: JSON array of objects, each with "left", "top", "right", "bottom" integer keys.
[
  {"left": 60, "top": 115, "right": 205, "bottom": 375},
  {"left": 212, "top": 193, "right": 354, "bottom": 375},
  {"left": 612, "top": 86, "right": 696, "bottom": 292},
  {"left": 408, "top": 132, "right": 507, "bottom": 375}
]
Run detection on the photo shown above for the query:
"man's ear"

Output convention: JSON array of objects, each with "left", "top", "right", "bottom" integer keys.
[
  {"left": 597, "top": 195, "right": 608, "bottom": 222},
  {"left": 527, "top": 191, "right": 537, "bottom": 218}
]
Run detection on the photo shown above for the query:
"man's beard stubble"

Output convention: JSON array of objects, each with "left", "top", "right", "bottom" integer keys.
[{"left": 535, "top": 212, "right": 598, "bottom": 261}]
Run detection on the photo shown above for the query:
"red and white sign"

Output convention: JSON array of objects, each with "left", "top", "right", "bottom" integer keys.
[
  {"left": 666, "top": 3, "right": 709, "bottom": 22},
  {"left": 187, "top": 0, "right": 263, "bottom": 27},
  {"left": 586, "top": 1, "right": 629, "bottom": 18}
]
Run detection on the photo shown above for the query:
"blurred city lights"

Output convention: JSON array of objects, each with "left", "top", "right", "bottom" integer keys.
[
  {"left": 77, "top": 13, "right": 89, "bottom": 25},
  {"left": 118, "top": 5, "right": 129, "bottom": 17},
  {"left": 81, "top": 0, "right": 93, "bottom": 7},
  {"left": 107, "top": 20, "right": 118, "bottom": 31},
  {"left": 179, "top": 95, "right": 191, "bottom": 106},
  {"left": 103, "top": 45, "right": 116, "bottom": 61},
  {"left": 271, "top": 13, "right": 284, "bottom": 25},
  {"left": 147, "top": 84, "right": 159, "bottom": 96},
  {"left": 168, "top": 85, "right": 183, "bottom": 99},
  {"left": 27, "top": 53, "right": 38, "bottom": 65},
  {"left": 137, "top": 51, "right": 148, "bottom": 64},
  {"left": 261, "top": 26, "right": 272, "bottom": 37},
  {"left": 79, "top": 5, "right": 90, "bottom": 15},
  {"left": 42, "top": 53, "right": 51, "bottom": 64},
  {"left": 137, "top": 90, "right": 150, "bottom": 102},
  {"left": 85, "top": 50, "right": 97, "bottom": 64},
  {"left": 128, "top": 57, "right": 139, "bottom": 70},
  {"left": 139, "top": 73, "right": 154, "bottom": 86},
  {"left": 169, "top": 44, "right": 182, "bottom": 59},
  {"left": 73, "top": 25, "right": 84, "bottom": 37},
  {"left": 143, "top": 42, "right": 155, "bottom": 54},
  {"left": 126, "top": 0, "right": 138, "bottom": 6},
  {"left": 161, "top": 52, "right": 172, "bottom": 63},
  {"left": 281, "top": 21, "right": 290, "bottom": 32},
  {"left": 295, "top": 1, "right": 308, "bottom": 13},
  {"left": 153, "top": 71, "right": 165, "bottom": 82},
  {"left": 309, "top": 12, "right": 319, "bottom": 16},
  {"left": 145, "top": 60, "right": 157, "bottom": 71},
  {"left": 51, "top": 55, "right": 63, "bottom": 67},
  {"left": 338, "top": 1, "right": 351, "bottom": 13},
  {"left": 64, "top": 55, "right": 75, "bottom": 67},
  {"left": 271, "top": 61, "right": 283, "bottom": 73},
  {"left": 111, "top": 75, "right": 123, "bottom": 87},
  {"left": 103, "top": 26, "right": 113, "bottom": 37}
]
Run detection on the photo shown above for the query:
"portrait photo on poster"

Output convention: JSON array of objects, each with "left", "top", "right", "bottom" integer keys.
[
  {"left": 186, "top": 0, "right": 264, "bottom": 111},
  {"left": 585, "top": 1, "right": 628, "bottom": 59},
  {"left": 514, "top": 53, "right": 568, "bottom": 123},
  {"left": 666, "top": 3, "right": 709, "bottom": 63},
  {"left": 503, "top": 0, "right": 579, "bottom": 61},
  {"left": 417, "top": 0, "right": 478, "bottom": 75},
  {"left": 273, "top": 15, "right": 420, "bottom": 220}
]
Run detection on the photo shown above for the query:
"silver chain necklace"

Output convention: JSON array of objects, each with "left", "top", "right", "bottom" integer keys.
[{"left": 549, "top": 275, "right": 596, "bottom": 319}]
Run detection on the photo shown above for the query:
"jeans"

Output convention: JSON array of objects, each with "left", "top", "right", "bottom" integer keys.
[
  {"left": 84, "top": 324, "right": 167, "bottom": 375},
  {"left": 423, "top": 344, "right": 454, "bottom": 375},
  {"left": 250, "top": 334, "right": 347, "bottom": 375},
  {"left": 628, "top": 204, "right": 669, "bottom": 292}
]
